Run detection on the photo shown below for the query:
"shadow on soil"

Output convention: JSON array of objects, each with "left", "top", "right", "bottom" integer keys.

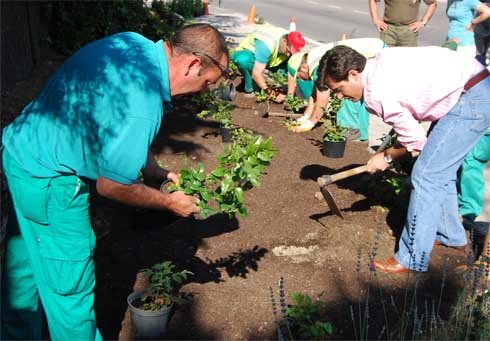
[
  {"left": 245, "top": 269, "right": 465, "bottom": 340},
  {"left": 92, "top": 191, "right": 268, "bottom": 339},
  {"left": 300, "top": 163, "right": 409, "bottom": 247}
]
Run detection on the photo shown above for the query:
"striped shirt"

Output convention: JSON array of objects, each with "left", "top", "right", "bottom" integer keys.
[{"left": 361, "top": 46, "right": 484, "bottom": 151}]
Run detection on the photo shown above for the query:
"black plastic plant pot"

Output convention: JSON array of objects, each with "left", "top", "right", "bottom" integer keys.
[
  {"left": 216, "top": 82, "right": 236, "bottom": 101},
  {"left": 127, "top": 292, "right": 173, "bottom": 340},
  {"left": 323, "top": 140, "right": 347, "bottom": 158},
  {"left": 220, "top": 126, "right": 234, "bottom": 143}
]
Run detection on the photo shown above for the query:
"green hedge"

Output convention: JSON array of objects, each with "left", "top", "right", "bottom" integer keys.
[{"left": 43, "top": 0, "right": 203, "bottom": 55}]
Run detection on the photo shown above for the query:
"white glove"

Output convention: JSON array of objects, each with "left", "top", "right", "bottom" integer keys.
[
  {"left": 296, "top": 114, "right": 311, "bottom": 124},
  {"left": 292, "top": 119, "right": 315, "bottom": 132}
]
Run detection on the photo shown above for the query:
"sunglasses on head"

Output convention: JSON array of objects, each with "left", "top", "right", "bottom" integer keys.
[{"left": 193, "top": 51, "right": 230, "bottom": 79}]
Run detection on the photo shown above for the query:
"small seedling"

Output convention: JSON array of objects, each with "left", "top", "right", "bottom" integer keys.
[
  {"left": 284, "top": 95, "right": 305, "bottom": 113},
  {"left": 255, "top": 89, "right": 270, "bottom": 103},
  {"left": 281, "top": 117, "right": 301, "bottom": 131}
]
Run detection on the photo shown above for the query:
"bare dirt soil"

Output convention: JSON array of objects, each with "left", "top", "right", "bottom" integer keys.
[{"left": 1, "top": 55, "right": 471, "bottom": 340}]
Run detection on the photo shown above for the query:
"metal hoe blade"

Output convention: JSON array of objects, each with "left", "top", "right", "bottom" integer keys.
[
  {"left": 320, "top": 185, "right": 344, "bottom": 218},
  {"left": 258, "top": 102, "right": 270, "bottom": 117}
]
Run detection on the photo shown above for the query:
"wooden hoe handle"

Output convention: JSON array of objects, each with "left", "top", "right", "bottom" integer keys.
[{"left": 317, "top": 165, "right": 368, "bottom": 186}]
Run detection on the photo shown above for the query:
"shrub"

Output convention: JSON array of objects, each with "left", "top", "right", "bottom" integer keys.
[{"left": 42, "top": 0, "right": 203, "bottom": 54}]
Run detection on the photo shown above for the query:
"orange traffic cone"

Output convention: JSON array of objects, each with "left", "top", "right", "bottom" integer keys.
[
  {"left": 203, "top": 0, "right": 209, "bottom": 15},
  {"left": 289, "top": 17, "right": 296, "bottom": 32},
  {"left": 247, "top": 4, "right": 256, "bottom": 24}
]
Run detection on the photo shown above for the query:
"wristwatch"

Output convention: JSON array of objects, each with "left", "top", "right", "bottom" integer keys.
[{"left": 384, "top": 154, "right": 393, "bottom": 164}]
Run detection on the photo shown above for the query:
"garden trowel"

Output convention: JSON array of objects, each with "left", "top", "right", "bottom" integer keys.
[{"left": 316, "top": 164, "right": 368, "bottom": 218}]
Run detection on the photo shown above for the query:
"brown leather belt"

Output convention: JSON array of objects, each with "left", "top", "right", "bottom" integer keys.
[{"left": 464, "top": 68, "right": 490, "bottom": 91}]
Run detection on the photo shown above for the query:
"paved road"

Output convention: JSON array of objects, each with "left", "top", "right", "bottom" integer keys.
[{"left": 213, "top": 0, "right": 449, "bottom": 46}]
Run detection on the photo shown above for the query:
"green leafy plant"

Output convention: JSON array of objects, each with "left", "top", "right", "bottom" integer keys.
[
  {"left": 231, "top": 127, "right": 256, "bottom": 147},
  {"left": 255, "top": 89, "right": 269, "bottom": 103},
  {"left": 285, "top": 293, "right": 334, "bottom": 340},
  {"left": 284, "top": 95, "right": 305, "bottom": 113},
  {"left": 268, "top": 70, "right": 288, "bottom": 87},
  {"left": 197, "top": 100, "right": 234, "bottom": 129},
  {"left": 322, "top": 92, "right": 346, "bottom": 142},
  {"left": 43, "top": 0, "right": 202, "bottom": 55},
  {"left": 140, "top": 261, "right": 192, "bottom": 311},
  {"left": 168, "top": 161, "right": 216, "bottom": 218},
  {"left": 167, "top": 0, "right": 203, "bottom": 18},
  {"left": 366, "top": 171, "right": 410, "bottom": 208},
  {"left": 228, "top": 60, "right": 240, "bottom": 79},
  {"left": 270, "top": 279, "right": 334, "bottom": 341},
  {"left": 281, "top": 117, "right": 301, "bottom": 131},
  {"left": 168, "top": 133, "right": 277, "bottom": 219},
  {"left": 322, "top": 123, "right": 347, "bottom": 142},
  {"left": 326, "top": 92, "right": 342, "bottom": 116},
  {"left": 193, "top": 89, "right": 221, "bottom": 109}
]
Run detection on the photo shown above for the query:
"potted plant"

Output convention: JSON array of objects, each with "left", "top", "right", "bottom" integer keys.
[
  {"left": 127, "top": 261, "right": 192, "bottom": 340},
  {"left": 322, "top": 94, "right": 347, "bottom": 158},
  {"left": 214, "top": 101, "right": 235, "bottom": 143},
  {"left": 214, "top": 81, "right": 236, "bottom": 101},
  {"left": 197, "top": 101, "right": 235, "bottom": 143},
  {"left": 322, "top": 124, "right": 347, "bottom": 158}
]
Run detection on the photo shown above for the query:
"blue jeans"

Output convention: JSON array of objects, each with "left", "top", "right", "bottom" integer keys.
[{"left": 395, "top": 77, "right": 490, "bottom": 271}]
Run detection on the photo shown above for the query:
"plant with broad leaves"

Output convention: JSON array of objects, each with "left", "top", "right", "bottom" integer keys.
[
  {"left": 322, "top": 92, "right": 346, "bottom": 142},
  {"left": 197, "top": 101, "right": 234, "bottom": 129},
  {"left": 210, "top": 135, "right": 277, "bottom": 218},
  {"left": 322, "top": 122, "right": 347, "bottom": 142},
  {"left": 284, "top": 95, "right": 305, "bottom": 113},
  {"left": 228, "top": 60, "right": 240, "bottom": 79},
  {"left": 326, "top": 92, "right": 342, "bottom": 117},
  {"left": 168, "top": 132, "right": 277, "bottom": 219},
  {"left": 268, "top": 70, "right": 288, "bottom": 87},
  {"left": 140, "top": 261, "right": 192, "bottom": 311},
  {"left": 285, "top": 293, "right": 334, "bottom": 340},
  {"left": 281, "top": 117, "right": 301, "bottom": 131},
  {"left": 167, "top": 162, "right": 216, "bottom": 218},
  {"left": 231, "top": 127, "right": 256, "bottom": 147},
  {"left": 193, "top": 89, "right": 220, "bottom": 109},
  {"left": 255, "top": 89, "right": 269, "bottom": 103}
]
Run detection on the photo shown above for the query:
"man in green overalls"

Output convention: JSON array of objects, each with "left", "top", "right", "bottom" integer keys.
[
  {"left": 1, "top": 24, "right": 228, "bottom": 340},
  {"left": 286, "top": 38, "right": 385, "bottom": 138},
  {"left": 459, "top": 132, "right": 490, "bottom": 221},
  {"left": 231, "top": 26, "right": 305, "bottom": 100}
]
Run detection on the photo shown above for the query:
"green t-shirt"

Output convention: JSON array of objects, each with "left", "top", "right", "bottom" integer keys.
[
  {"left": 255, "top": 39, "right": 272, "bottom": 65},
  {"left": 2, "top": 32, "right": 171, "bottom": 184},
  {"left": 384, "top": 0, "right": 435, "bottom": 25}
]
